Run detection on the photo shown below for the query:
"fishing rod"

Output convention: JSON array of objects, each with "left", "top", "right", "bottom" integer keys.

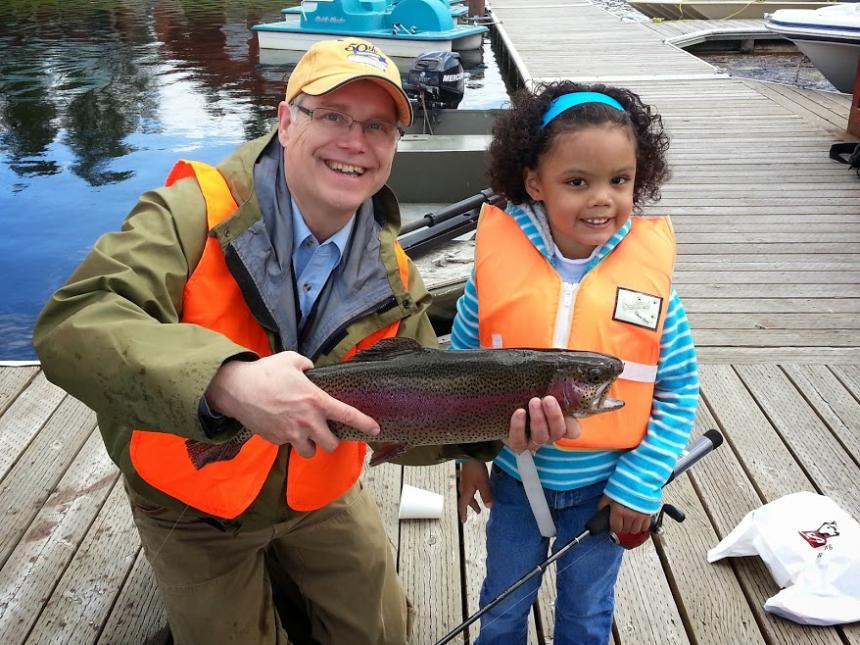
[
  {"left": 435, "top": 429, "right": 725, "bottom": 645},
  {"left": 400, "top": 189, "right": 501, "bottom": 236},
  {"left": 399, "top": 189, "right": 504, "bottom": 258}
]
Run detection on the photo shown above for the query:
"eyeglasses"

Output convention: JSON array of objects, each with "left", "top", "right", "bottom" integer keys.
[{"left": 292, "top": 104, "right": 404, "bottom": 142}]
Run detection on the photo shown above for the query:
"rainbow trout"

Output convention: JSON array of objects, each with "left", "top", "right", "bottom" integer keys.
[
  {"left": 306, "top": 337, "right": 624, "bottom": 465},
  {"left": 185, "top": 338, "right": 624, "bottom": 469}
]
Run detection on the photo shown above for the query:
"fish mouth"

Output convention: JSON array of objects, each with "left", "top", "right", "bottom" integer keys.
[
  {"left": 590, "top": 381, "right": 625, "bottom": 415},
  {"left": 597, "top": 396, "right": 625, "bottom": 412}
]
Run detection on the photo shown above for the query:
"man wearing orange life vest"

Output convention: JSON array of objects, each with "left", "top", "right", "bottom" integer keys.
[{"left": 33, "top": 38, "right": 575, "bottom": 644}]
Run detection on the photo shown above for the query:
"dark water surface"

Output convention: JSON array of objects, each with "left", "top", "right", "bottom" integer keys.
[{"left": 0, "top": 0, "right": 506, "bottom": 359}]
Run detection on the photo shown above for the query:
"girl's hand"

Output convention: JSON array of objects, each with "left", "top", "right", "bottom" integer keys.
[
  {"left": 505, "top": 396, "right": 582, "bottom": 453},
  {"left": 457, "top": 459, "right": 492, "bottom": 523},
  {"left": 598, "top": 495, "right": 652, "bottom": 536}
]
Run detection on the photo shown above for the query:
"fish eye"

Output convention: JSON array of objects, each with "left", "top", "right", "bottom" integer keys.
[{"left": 588, "top": 367, "right": 603, "bottom": 383}]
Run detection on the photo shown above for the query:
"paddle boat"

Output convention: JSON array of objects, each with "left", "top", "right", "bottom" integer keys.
[
  {"left": 254, "top": 0, "right": 487, "bottom": 57},
  {"left": 280, "top": 0, "right": 470, "bottom": 20},
  {"left": 765, "top": 2, "right": 860, "bottom": 93}
]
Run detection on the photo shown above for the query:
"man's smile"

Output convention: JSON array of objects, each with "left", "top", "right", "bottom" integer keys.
[{"left": 324, "top": 159, "right": 367, "bottom": 177}]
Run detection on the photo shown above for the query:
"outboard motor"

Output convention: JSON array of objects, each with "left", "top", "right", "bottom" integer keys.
[{"left": 403, "top": 51, "right": 465, "bottom": 111}]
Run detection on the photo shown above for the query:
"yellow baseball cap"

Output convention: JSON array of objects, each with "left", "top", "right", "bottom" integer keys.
[{"left": 286, "top": 38, "right": 413, "bottom": 127}]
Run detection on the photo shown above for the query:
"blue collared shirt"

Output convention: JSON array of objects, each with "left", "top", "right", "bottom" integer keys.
[
  {"left": 291, "top": 197, "right": 355, "bottom": 326},
  {"left": 199, "top": 198, "right": 355, "bottom": 430}
]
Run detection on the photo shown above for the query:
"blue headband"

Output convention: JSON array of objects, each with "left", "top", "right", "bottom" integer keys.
[{"left": 541, "top": 92, "right": 625, "bottom": 129}]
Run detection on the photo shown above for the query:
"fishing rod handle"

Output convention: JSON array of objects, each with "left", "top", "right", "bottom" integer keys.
[
  {"left": 583, "top": 430, "right": 724, "bottom": 539},
  {"left": 399, "top": 189, "right": 500, "bottom": 235},
  {"left": 666, "top": 429, "right": 724, "bottom": 485}
]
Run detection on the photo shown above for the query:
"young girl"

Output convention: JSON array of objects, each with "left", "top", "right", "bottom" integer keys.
[{"left": 454, "top": 81, "right": 700, "bottom": 644}]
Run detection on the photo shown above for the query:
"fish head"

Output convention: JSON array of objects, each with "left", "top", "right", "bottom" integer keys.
[{"left": 547, "top": 351, "right": 625, "bottom": 418}]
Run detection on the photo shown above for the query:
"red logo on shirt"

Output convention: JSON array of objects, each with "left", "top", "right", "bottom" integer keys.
[{"left": 798, "top": 521, "right": 839, "bottom": 548}]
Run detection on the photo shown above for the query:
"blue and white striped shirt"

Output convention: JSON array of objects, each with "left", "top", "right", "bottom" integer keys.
[{"left": 450, "top": 202, "right": 700, "bottom": 514}]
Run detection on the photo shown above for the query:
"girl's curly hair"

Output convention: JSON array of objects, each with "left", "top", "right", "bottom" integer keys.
[{"left": 488, "top": 81, "right": 670, "bottom": 210}]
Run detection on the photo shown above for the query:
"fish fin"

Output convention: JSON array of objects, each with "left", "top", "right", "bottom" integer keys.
[
  {"left": 369, "top": 442, "right": 414, "bottom": 466},
  {"left": 347, "top": 337, "right": 427, "bottom": 363},
  {"left": 185, "top": 430, "right": 251, "bottom": 469}
]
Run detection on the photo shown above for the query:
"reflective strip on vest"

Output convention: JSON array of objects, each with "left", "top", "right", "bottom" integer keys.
[
  {"left": 474, "top": 203, "right": 674, "bottom": 451},
  {"left": 620, "top": 360, "right": 658, "bottom": 383},
  {"left": 130, "top": 160, "right": 410, "bottom": 518}
]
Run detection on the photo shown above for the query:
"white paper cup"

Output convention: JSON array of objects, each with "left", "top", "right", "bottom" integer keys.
[{"left": 399, "top": 484, "right": 444, "bottom": 520}]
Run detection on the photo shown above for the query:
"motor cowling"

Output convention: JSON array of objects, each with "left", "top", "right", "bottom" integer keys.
[{"left": 403, "top": 50, "right": 465, "bottom": 110}]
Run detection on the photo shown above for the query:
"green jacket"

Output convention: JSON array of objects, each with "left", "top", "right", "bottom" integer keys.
[{"left": 34, "top": 130, "right": 496, "bottom": 527}]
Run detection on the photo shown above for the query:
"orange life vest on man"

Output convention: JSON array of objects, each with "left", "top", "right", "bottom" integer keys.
[
  {"left": 474, "top": 203, "right": 675, "bottom": 450},
  {"left": 129, "top": 160, "right": 410, "bottom": 518}
]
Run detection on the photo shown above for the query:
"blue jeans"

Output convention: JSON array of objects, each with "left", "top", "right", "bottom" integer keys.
[{"left": 476, "top": 467, "right": 623, "bottom": 645}]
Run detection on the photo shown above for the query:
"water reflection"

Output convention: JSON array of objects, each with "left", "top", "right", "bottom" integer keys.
[
  {"left": 1, "top": 0, "right": 287, "bottom": 193},
  {"left": 0, "top": 0, "right": 507, "bottom": 359}
]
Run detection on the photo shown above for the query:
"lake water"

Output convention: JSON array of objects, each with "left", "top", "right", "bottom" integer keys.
[{"left": 0, "top": 0, "right": 509, "bottom": 360}]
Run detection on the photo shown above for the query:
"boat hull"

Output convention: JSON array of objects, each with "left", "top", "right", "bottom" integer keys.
[
  {"left": 281, "top": 4, "right": 470, "bottom": 18},
  {"left": 792, "top": 38, "right": 860, "bottom": 92},
  {"left": 254, "top": 23, "right": 486, "bottom": 58},
  {"left": 256, "top": 28, "right": 451, "bottom": 55},
  {"left": 765, "top": 4, "right": 860, "bottom": 93}
]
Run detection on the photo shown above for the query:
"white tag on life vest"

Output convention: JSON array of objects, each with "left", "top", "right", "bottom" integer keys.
[{"left": 613, "top": 288, "right": 662, "bottom": 331}]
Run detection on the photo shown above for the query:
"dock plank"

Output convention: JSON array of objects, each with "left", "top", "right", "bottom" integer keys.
[
  {"left": 691, "top": 329, "right": 859, "bottom": 347},
  {"left": 675, "top": 270, "right": 860, "bottom": 284},
  {"left": 399, "top": 464, "right": 462, "bottom": 644},
  {"left": 658, "top": 461, "right": 765, "bottom": 645},
  {"left": 362, "top": 459, "right": 403, "bottom": 553},
  {"left": 0, "top": 366, "right": 38, "bottom": 417},
  {"left": 688, "top": 313, "right": 860, "bottom": 329},
  {"left": 696, "top": 347, "right": 860, "bottom": 364},
  {"left": 0, "top": 431, "right": 119, "bottom": 645},
  {"left": 735, "top": 365, "right": 860, "bottom": 517},
  {"left": 699, "top": 365, "right": 818, "bottom": 499},
  {"left": 614, "top": 541, "right": 689, "bottom": 645},
  {"left": 0, "top": 372, "right": 67, "bottom": 481},
  {"left": 0, "top": 395, "right": 96, "bottom": 567},
  {"left": 677, "top": 284, "right": 857, "bottom": 298},
  {"left": 25, "top": 481, "right": 139, "bottom": 644},
  {"left": 96, "top": 549, "right": 169, "bottom": 645},
  {"left": 744, "top": 80, "right": 855, "bottom": 133},
  {"left": 782, "top": 365, "right": 860, "bottom": 462},
  {"left": 684, "top": 298, "right": 860, "bottom": 313}
]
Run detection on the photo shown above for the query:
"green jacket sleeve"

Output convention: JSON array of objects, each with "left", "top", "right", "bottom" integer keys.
[{"left": 33, "top": 177, "right": 253, "bottom": 446}]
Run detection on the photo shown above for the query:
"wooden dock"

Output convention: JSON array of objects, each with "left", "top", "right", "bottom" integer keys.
[{"left": 2, "top": 1, "right": 859, "bottom": 643}]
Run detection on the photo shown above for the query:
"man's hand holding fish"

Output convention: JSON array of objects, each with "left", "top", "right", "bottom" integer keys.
[{"left": 205, "top": 350, "right": 382, "bottom": 458}]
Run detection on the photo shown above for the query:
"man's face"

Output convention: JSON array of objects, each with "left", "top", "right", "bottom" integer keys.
[{"left": 277, "top": 80, "right": 399, "bottom": 231}]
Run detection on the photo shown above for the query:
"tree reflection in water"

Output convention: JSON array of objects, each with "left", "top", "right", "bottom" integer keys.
[
  {"left": 0, "top": 0, "right": 293, "bottom": 359},
  {"left": 0, "top": 0, "right": 289, "bottom": 189}
]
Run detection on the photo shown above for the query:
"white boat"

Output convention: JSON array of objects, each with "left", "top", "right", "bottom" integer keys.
[
  {"left": 631, "top": 1, "right": 832, "bottom": 21},
  {"left": 254, "top": 0, "right": 487, "bottom": 56},
  {"left": 765, "top": 2, "right": 860, "bottom": 93}
]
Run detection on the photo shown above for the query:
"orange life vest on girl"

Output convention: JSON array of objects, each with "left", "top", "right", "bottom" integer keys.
[
  {"left": 129, "top": 160, "right": 410, "bottom": 518},
  {"left": 475, "top": 203, "right": 674, "bottom": 450}
]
